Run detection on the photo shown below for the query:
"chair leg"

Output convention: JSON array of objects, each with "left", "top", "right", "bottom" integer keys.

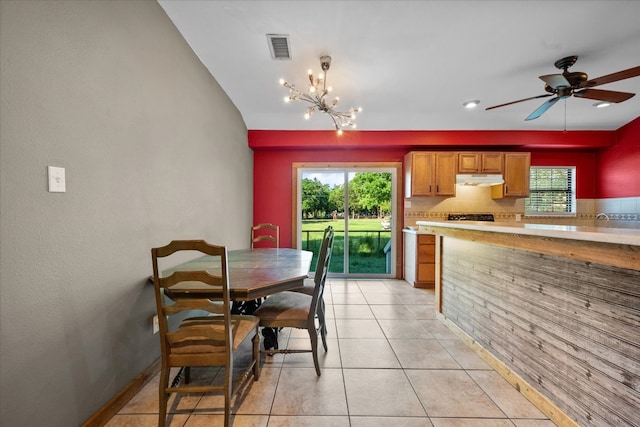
[
  {"left": 158, "top": 366, "right": 170, "bottom": 427},
  {"left": 224, "top": 367, "right": 232, "bottom": 427},
  {"left": 252, "top": 330, "right": 261, "bottom": 380},
  {"left": 318, "top": 300, "right": 328, "bottom": 351},
  {"left": 308, "top": 326, "right": 321, "bottom": 376}
]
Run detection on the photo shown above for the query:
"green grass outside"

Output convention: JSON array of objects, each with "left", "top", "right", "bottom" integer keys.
[{"left": 301, "top": 218, "right": 391, "bottom": 274}]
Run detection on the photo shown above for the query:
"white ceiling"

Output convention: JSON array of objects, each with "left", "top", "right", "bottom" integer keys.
[{"left": 158, "top": 1, "right": 640, "bottom": 132}]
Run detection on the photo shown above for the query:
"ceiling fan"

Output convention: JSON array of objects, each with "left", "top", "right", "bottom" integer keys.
[{"left": 486, "top": 56, "right": 640, "bottom": 121}]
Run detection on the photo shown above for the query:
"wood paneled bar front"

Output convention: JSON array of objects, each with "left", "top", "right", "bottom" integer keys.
[{"left": 415, "top": 221, "right": 640, "bottom": 427}]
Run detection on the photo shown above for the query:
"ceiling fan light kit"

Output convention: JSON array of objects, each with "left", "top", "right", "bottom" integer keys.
[
  {"left": 486, "top": 56, "right": 640, "bottom": 120},
  {"left": 279, "top": 55, "right": 362, "bottom": 134}
]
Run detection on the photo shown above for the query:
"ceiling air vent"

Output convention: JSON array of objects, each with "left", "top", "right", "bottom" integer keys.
[{"left": 267, "top": 34, "right": 291, "bottom": 60}]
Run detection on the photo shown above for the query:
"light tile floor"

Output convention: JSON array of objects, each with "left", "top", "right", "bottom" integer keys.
[{"left": 106, "top": 279, "right": 557, "bottom": 426}]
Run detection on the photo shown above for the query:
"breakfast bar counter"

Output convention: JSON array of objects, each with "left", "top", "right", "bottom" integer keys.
[
  {"left": 415, "top": 220, "right": 640, "bottom": 270},
  {"left": 413, "top": 220, "right": 640, "bottom": 427},
  {"left": 416, "top": 220, "right": 640, "bottom": 245}
]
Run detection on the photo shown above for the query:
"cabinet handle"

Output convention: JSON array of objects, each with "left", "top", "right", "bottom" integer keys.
[
  {"left": 436, "top": 185, "right": 439, "bottom": 193},
  {"left": 505, "top": 185, "right": 508, "bottom": 194},
  {"left": 429, "top": 185, "right": 432, "bottom": 192}
]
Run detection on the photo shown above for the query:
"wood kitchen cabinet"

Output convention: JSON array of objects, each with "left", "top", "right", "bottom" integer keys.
[
  {"left": 404, "top": 151, "right": 456, "bottom": 197},
  {"left": 403, "top": 231, "right": 435, "bottom": 288},
  {"left": 406, "top": 150, "right": 529, "bottom": 198},
  {"left": 405, "top": 152, "right": 433, "bottom": 197},
  {"left": 458, "top": 152, "right": 503, "bottom": 174},
  {"left": 491, "top": 152, "right": 530, "bottom": 198}
]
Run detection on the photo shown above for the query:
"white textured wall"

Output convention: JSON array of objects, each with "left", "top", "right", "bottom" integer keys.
[{"left": 0, "top": 1, "right": 252, "bottom": 425}]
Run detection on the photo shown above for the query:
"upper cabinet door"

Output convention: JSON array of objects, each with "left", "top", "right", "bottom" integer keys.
[
  {"left": 405, "top": 152, "right": 434, "bottom": 197},
  {"left": 434, "top": 153, "right": 457, "bottom": 196},
  {"left": 480, "top": 153, "right": 504, "bottom": 173},
  {"left": 503, "top": 153, "right": 530, "bottom": 197},
  {"left": 458, "top": 153, "right": 480, "bottom": 173}
]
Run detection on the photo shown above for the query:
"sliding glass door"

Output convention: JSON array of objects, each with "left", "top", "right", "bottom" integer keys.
[{"left": 296, "top": 166, "right": 396, "bottom": 277}]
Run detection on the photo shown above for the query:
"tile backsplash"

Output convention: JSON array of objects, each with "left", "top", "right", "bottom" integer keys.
[{"left": 404, "top": 185, "right": 639, "bottom": 229}]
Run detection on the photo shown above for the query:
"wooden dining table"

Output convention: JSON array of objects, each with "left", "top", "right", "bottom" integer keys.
[{"left": 161, "top": 248, "right": 313, "bottom": 301}]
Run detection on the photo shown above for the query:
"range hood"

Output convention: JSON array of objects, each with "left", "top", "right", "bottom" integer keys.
[{"left": 456, "top": 174, "right": 504, "bottom": 186}]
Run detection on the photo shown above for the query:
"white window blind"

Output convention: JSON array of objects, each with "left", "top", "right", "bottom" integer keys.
[{"left": 525, "top": 167, "right": 576, "bottom": 215}]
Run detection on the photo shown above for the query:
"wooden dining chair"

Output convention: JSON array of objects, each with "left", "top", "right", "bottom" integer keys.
[
  {"left": 250, "top": 223, "right": 279, "bottom": 248},
  {"left": 288, "top": 226, "right": 331, "bottom": 343},
  {"left": 253, "top": 226, "right": 334, "bottom": 376},
  {"left": 236, "top": 223, "right": 279, "bottom": 317},
  {"left": 151, "top": 240, "right": 261, "bottom": 427}
]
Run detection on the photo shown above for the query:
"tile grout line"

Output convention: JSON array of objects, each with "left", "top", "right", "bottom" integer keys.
[{"left": 328, "top": 279, "right": 353, "bottom": 425}]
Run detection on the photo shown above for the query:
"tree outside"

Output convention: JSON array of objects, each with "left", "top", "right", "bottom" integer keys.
[{"left": 301, "top": 172, "right": 391, "bottom": 219}]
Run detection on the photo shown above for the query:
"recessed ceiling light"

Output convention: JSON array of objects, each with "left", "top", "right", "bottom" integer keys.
[
  {"left": 593, "top": 101, "right": 611, "bottom": 108},
  {"left": 463, "top": 100, "right": 480, "bottom": 109}
]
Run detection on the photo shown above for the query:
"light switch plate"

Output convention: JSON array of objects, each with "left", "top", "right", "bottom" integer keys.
[{"left": 48, "top": 166, "right": 66, "bottom": 192}]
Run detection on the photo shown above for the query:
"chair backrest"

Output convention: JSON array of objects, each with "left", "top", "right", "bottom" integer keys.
[
  {"left": 309, "top": 226, "right": 334, "bottom": 320},
  {"left": 151, "top": 240, "right": 232, "bottom": 361},
  {"left": 251, "top": 223, "right": 279, "bottom": 248}
]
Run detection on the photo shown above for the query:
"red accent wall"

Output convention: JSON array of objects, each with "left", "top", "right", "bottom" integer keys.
[
  {"left": 253, "top": 148, "right": 407, "bottom": 248},
  {"left": 597, "top": 116, "right": 640, "bottom": 198},
  {"left": 249, "top": 129, "right": 615, "bottom": 150},
  {"left": 250, "top": 130, "right": 617, "bottom": 247}
]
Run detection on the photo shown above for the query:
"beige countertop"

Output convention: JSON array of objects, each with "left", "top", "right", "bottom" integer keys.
[{"left": 413, "top": 220, "right": 640, "bottom": 246}]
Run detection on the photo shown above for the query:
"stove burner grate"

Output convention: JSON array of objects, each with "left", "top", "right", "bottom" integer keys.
[{"left": 447, "top": 213, "right": 495, "bottom": 221}]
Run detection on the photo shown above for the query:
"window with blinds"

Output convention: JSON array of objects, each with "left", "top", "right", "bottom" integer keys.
[{"left": 525, "top": 167, "right": 576, "bottom": 215}]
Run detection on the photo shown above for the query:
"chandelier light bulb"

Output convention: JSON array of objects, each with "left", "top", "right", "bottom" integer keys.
[
  {"left": 305, "top": 107, "right": 314, "bottom": 120},
  {"left": 279, "top": 78, "right": 285, "bottom": 85},
  {"left": 337, "top": 129, "right": 343, "bottom": 136},
  {"left": 284, "top": 96, "right": 290, "bottom": 103}
]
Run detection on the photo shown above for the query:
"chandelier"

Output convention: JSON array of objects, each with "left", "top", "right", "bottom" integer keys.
[{"left": 279, "top": 55, "right": 361, "bottom": 135}]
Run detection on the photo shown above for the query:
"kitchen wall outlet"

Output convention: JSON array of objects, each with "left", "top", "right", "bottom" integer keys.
[
  {"left": 152, "top": 315, "right": 159, "bottom": 334},
  {"left": 48, "top": 166, "right": 66, "bottom": 192},
  {"left": 515, "top": 214, "right": 522, "bottom": 222}
]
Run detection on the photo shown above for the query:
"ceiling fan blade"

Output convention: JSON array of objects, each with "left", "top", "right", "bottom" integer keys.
[
  {"left": 574, "top": 88, "right": 635, "bottom": 103},
  {"left": 525, "top": 97, "right": 560, "bottom": 121},
  {"left": 583, "top": 65, "right": 640, "bottom": 88},
  {"left": 485, "top": 94, "right": 552, "bottom": 111},
  {"left": 539, "top": 73, "right": 570, "bottom": 89}
]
